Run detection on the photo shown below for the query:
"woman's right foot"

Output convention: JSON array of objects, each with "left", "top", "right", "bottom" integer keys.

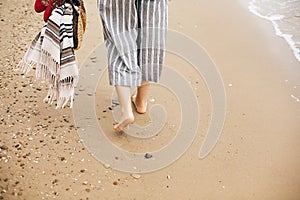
[{"left": 131, "top": 95, "right": 147, "bottom": 114}]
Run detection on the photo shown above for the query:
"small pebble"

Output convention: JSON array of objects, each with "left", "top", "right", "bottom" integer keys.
[
  {"left": 82, "top": 181, "right": 88, "bottom": 185},
  {"left": 103, "top": 163, "right": 110, "bottom": 169},
  {"left": 112, "top": 99, "right": 119, "bottom": 105},
  {"left": 0, "top": 145, "right": 8, "bottom": 150},
  {"left": 130, "top": 174, "right": 141, "bottom": 179},
  {"left": 149, "top": 98, "right": 155, "bottom": 103},
  {"left": 144, "top": 153, "right": 152, "bottom": 159}
]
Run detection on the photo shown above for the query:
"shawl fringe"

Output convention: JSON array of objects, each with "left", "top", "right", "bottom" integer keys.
[{"left": 15, "top": 3, "right": 78, "bottom": 109}]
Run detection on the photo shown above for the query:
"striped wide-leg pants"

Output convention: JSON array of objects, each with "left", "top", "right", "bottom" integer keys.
[{"left": 98, "top": 0, "right": 168, "bottom": 86}]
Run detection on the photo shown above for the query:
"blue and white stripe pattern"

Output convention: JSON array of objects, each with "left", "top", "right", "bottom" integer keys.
[{"left": 98, "top": 0, "right": 168, "bottom": 86}]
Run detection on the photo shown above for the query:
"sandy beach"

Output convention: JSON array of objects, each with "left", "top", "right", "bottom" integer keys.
[{"left": 1, "top": 0, "right": 300, "bottom": 199}]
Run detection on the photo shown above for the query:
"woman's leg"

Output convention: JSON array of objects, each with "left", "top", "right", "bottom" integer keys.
[
  {"left": 98, "top": 0, "right": 141, "bottom": 131},
  {"left": 132, "top": 80, "right": 149, "bottom": 114},
  {"left": 138, "top": 0, "right": 168, "bottom": 83},
  {"left": 114, "top": 86, "right": 134, "bottom": 132}
]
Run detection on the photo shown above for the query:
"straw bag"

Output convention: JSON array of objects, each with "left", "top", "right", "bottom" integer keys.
[{"left": 73, "top": 0, "right": 86, "bottom": 50}]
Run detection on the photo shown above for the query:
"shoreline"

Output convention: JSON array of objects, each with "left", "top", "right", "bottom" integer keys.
[{"left": 248, "top": 0, "right": 300, "bottom": 63}]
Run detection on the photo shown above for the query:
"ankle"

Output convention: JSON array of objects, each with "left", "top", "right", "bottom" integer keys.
[
  {"left": 135, "top": 96, "right": 147, "bottom": 105},
  {"left": 121, "top": 110, "right": 134, "bottom": 119}
]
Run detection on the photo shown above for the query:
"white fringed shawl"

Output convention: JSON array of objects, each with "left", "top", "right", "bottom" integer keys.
[{"left": 16, "top": 3, "right": 78, "bottom": 109}]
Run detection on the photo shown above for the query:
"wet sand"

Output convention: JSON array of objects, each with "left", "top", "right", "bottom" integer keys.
[{"left": 1, "top": 0, "right": 300, "bottom": 199}]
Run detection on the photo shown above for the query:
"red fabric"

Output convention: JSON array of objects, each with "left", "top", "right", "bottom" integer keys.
[
  {"left": 43, "top": 2, "right": 53, "bottom": 21},
  {"left": 34, "top": 0, "right": 54, "bottom": 22},
  {"left": 34, "top": 0, "right": 47, "bottom": 12}
]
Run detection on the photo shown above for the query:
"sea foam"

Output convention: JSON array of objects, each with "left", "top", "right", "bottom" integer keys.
[{"left": 249, "top": 0, "right": 300, "bottom": 62}]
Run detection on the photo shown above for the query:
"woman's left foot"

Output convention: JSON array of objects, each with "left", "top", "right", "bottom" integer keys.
[{"left": 113, "top": 116, "right": 134, "bottom": 133}]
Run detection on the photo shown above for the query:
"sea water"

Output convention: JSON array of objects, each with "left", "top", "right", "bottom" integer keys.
[{"left": 248, "top": 0, "right": 300, "bottom": 62}]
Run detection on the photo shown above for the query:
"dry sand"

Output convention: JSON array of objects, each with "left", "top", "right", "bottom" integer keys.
[{"left": 1, "top": 0, "right": 300, "bottom": 199}]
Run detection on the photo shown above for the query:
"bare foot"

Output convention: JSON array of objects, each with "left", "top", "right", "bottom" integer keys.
[
  {"left": 131, "top": 95, "right": 147, "bottom": 114},
  {"left": 113, "top": 115, "right": 134, "bottom": 133}
]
